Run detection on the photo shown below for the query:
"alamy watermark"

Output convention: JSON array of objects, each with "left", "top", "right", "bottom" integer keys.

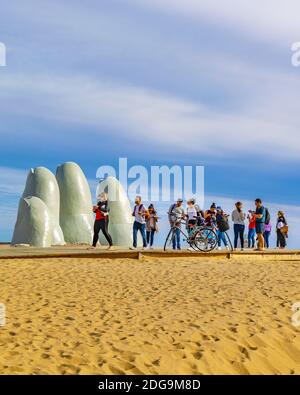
[
  {"left": 0, "top": 303, "right": 5, "bottom": 327},
  {"left": 96, "top": 157, "right": 204, "bottom": 204},
  {"left": 0, "top": 42, "right": 6, "bottom": 67},
  {"left": 291, "top": 42, "right": 300, "bottom": 67},
  {"left": 291, "top": 302, "right": 300, "bottom": 328}
]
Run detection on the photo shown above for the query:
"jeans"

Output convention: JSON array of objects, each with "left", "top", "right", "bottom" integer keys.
[
  {"left": 234, "top": 224, "right": 245, "bottom": 249},
  {"left": 264, "top": 231, "right": 271, "bottom": 248},
  {"left": 248, "top": 228, "right": 256, "bottom": 248},
  {"left": 93, "top": 219, "right": 113, "bottom": 247},
  {"left": 146, "top": 229, "right": 155, "bottom": 247},
  {"left": 217, "top": 230, "right": 227, "bottom": 247},
  {"left": 133, "top": 221, "right": 147, "bottom": 248},
  {"left": 172, "top": 227, "right": 181, "bottom": 250}
]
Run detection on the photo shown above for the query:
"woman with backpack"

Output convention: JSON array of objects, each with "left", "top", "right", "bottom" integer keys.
[
  {"left": 216, "top": 206, "right": 230, "bottom": 250},
  {"left": 145, "top": 204, "right": 159, "bottom": 249},
  {"left": 276, "top": 211, "right": 288, "bottom": 249}
]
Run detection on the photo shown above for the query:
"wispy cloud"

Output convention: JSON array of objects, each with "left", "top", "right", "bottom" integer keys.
[
  {"left": 1, "top": 71, "right": 300, "bottom": 161},
  {"left": 130, "top": 0, "right": 300, "bottom": 45}
]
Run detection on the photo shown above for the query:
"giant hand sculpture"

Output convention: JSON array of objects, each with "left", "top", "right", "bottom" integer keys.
[
  {"left": 11, "top": 197, "right": 53, "bottom": 247},
  {"left": 56, "top": 162, "right": 94, "bottom": 244},
  {"left": 22, "top": 167, "right": 65, "bottom": 245}
]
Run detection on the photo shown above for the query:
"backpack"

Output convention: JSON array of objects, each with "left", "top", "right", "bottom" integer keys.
[
  {"left": 216, "top": 214, "right": 230, "bottom": 232},
  {"left": 264, "top": 208, "right": 271, "bottom": 225},
  {"left": 132, "top": 204, "right": 144, "bottom": 217}
]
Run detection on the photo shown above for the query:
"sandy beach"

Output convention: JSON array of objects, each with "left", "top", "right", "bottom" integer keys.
[{"left": 0, "top": 255, "right": 300, "bottom": 375}]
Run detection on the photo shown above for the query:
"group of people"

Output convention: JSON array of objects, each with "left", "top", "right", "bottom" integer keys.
[
  {"left": 228, "top": 199, "right": 288, "bottom": 251},
  {"left": 90, "top": 194, "right": 159, "bottom": 250},
  {"left": 90, "top": 193, "right": 289, "bottom": 251}
]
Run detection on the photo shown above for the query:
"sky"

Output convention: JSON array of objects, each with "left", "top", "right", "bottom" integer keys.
[{"left": 0, "top": 0, "right": 300, "bottom": 246}]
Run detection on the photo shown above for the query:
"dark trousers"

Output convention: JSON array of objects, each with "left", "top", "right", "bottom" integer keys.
[
  {"left": 277, "top": 229, "right": 286, "bottom": 248},
  {"left": 146, "top": 229, "right": 155, "bottom": 247},
  {"left": 264, "top": 231, "right": 271, "bottom": 248},
  {"left": 234, "top": 224, "right": 245, "bottom": 249},
  {"left": 93, "top": 219, "right": 113, "bottom": 247},
  {"left": 133, "top": 221, "right": 147, "bottom": 248}
]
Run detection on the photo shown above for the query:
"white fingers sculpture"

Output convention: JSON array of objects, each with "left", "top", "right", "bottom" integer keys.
[
  {"left": 96, "top": 176, "right": 133, "bottom": 247},
  {"left": 22, "top": 167, "right": 65, "bottom": 245},
  {"left": 56, "top": 162, "right": 94, "bottom": 244},
  {"left": 11, "top": 197, "right": 53, "bottom": 247}
]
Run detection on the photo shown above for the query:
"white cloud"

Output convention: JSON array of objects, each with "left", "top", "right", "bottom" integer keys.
[
  {"left": 130, "top": 0, "right": 300, "bottom": 46},
  {"left": 1, "top": 71, "right": 300, "bottom": 161}
]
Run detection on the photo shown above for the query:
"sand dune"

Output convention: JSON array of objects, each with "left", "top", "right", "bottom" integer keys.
[{"left": 0, "top": 256, "right": 300, "bottom": 374}]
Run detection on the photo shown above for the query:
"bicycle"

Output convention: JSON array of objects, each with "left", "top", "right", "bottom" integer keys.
[{"left": 164, "top": 220, "right": 218, "bottom": 252}]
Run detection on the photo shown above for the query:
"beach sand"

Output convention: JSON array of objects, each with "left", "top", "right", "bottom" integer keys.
[{"left": 0, "top": 256, "right": 300, "bottom": 374}]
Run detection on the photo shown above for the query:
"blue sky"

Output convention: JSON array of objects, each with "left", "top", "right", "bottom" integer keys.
[{"left": 1, "top": 0, "right": 300, "bottom": 246}]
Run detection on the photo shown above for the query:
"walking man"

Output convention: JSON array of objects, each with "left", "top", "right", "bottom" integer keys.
[{"left": 130, "top": 195, "right": 147, "bottom": 250}]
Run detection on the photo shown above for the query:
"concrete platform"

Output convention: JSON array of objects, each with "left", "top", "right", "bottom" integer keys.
[{"left": 0, "top": 244, "right": 300, "bottom": 261}]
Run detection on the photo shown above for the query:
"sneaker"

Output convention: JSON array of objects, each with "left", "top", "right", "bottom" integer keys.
[
  {"left": 217, "top": 246, "right": 222, "bottom": 251},
  {"left": 187, "top": 247, "right": 194, "bottom": 252},
  {"left": 225, "top": 245, "right": 230, "bottom": 250},
  {"left": 129, "top": 247, "right": 136, "bottom": 250}
]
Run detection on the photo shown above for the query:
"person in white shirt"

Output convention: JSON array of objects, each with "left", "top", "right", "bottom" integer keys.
[
  {"left": 231, "top": 201, "right": 246, "bottom": 250},
  {"left": 186, "top": 199, "right": 198, "bottom": 234}
]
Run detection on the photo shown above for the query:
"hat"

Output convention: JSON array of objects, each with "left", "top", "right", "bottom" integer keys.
[
  {"left": 216, "top": 206, "right": 222, "bottom": 211},
  {"left": 177, "top": 198, "right": 183, "bottom": 203},
  {"left": 210, "top": 202, "right": 216, "bottom": 209}
]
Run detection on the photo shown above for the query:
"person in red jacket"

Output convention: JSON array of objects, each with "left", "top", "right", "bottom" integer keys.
[
  {"left": 247, "top": 210, "right": 256, "bottom": 249},
  {"left": 91, "top": 192, "right": 113, "bottom": 249}
]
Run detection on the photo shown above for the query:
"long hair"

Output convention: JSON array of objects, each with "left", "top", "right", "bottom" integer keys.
[{"left": 235, "top": 201, "right": 242, "bottom": 213}]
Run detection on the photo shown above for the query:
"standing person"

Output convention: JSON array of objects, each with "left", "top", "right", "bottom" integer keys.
[
  {"left": 90, "top": 192, "right": 113, "bottom": 249},
  {"left": 130, "top": 196, "right": 147, "bottom": 250},
  {"left": 216, "top": 206, "right": 229, "bottom": 250},
  {"left": 194, "top": 200, "right": 205, "bottom": 226},
  {"left": 254, "top": 198, "right": 266, "bottom": 251},
  {"left": 204, "top": 203, "right": 217, "bottom": 228},
  {"left": 247, "top": 210, "right": 256, "bottom": 249},
  {"left": 186, "top": 199, "right": 198, "bottom": 234},
  {"left": 264, "top": 221, "right": 272, "bottom": 249},
  {"left": 232, "top": 202, "right": 246, "bottom": 250},
  {"left": 146, "top": 204, "right": 158, "bottom": 249},
  {"left": 168, "top": 198, "right": 185, "bottom": 250},
  {"left": 276, "top": 211, "right": 288, "bottom": 249}
]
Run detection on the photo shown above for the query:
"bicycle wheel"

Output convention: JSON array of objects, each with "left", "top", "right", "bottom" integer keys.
[
  {"left": 224, "top": 231, "right": 233, "bottom": 251},
  {"left": 188, "top": 230, "right": 199, "bottom": 251},
  {"left": 194, "top": 227, "right": 218, "bottom": 252},
  {"left": 164, "top": 228, "right": 176, "bottom": 251}
]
